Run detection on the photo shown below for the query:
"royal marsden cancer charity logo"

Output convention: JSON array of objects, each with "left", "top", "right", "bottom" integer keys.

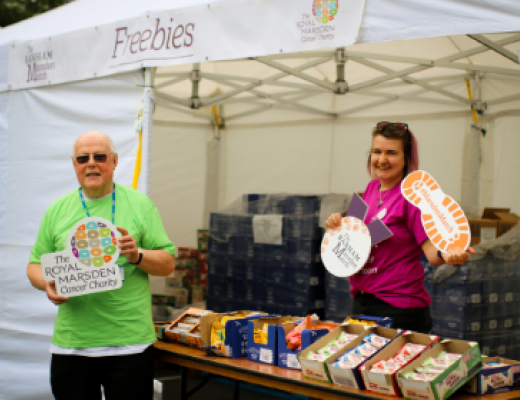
[
  {"left": 297, "top": 0, "right": 338, "bottom": 43},
  {"left": 313, "top": 0, "right": 338, "bottom": 24},
  {"left": 25, "top": 46, "right": 55, "bottom": 83}
]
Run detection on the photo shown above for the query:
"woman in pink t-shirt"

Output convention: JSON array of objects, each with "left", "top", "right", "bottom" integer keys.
[{"left": 325, "top": 122, "right": 475, "bottom": 333}]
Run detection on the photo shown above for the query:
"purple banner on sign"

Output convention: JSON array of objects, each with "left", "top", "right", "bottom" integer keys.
[
  {"left": 346, "top": 193, "right": 368, "bottom": 221},
  {"left": 367, "top": 220, "right": 393, "bottom": 246}
]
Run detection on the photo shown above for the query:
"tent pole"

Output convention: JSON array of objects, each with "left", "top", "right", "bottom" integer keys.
[
  {"left": 141, "top": 67, "right": 156, "bottom": 196},
  {"left": 191, "top": 63, "right": 201, "bottom": 109}
]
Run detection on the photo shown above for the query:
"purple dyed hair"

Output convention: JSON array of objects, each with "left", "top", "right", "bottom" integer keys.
[{"left": 366, "top": 123, "right": 419, "bottom": 178}]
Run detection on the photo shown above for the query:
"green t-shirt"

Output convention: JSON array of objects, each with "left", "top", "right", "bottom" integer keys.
[{"left": 29, "top": 183, "right": 175, "bottom": 348}]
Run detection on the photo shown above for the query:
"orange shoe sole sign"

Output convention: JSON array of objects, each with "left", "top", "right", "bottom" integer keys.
[{"left": 401, "top": 170, "right": 471, "bottom": 252}]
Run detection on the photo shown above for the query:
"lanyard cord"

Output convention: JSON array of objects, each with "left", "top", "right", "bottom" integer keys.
[{"left": 78, "top": 184, "right": 116, "bottom": 224}]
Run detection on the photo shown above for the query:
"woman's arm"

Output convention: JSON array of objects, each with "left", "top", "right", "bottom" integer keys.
[{"left": 421, "top": 239, "right": 476, "bottom": 267}]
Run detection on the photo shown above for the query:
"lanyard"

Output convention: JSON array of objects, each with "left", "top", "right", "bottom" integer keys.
[{"left": 78, "top": 184, "right": 116, "bottom": 224}]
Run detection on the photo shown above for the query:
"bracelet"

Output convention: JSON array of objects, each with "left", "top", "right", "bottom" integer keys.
[
  {"left": 129, "top": 250, "right": 143, "bottom": 265},
  {"left": 437, "top": 250, "right": 445, "bottom": 263}
]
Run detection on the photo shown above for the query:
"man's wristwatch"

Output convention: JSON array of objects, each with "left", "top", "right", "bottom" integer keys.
[
  {"left": 129, "top": 250, "right": 143, "bottom": 265},
  {"left": 437, "top": 250, "right": 445, "bottom": 263}
]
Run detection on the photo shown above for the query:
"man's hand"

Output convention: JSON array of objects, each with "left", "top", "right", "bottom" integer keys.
[
  {"left": 45, "top": 280, "right": 70, "bottom": 305},
  {"left": 116, "top": 226, "right": 140, "bottom": 264}
]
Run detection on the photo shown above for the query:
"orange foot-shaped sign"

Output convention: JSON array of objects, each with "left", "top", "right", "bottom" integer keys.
[{"left": 401, "top": 170, "right": 470, "bottom": 251}]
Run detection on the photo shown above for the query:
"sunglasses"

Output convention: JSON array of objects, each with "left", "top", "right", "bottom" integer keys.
[
  {"left": 377, "top": 121, "right": 409, "bottom": 135},
  {"left": 75, "top": 153, "right": 112, "bottom": 164}
]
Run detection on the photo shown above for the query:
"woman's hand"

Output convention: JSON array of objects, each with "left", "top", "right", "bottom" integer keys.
[
  {"left": 442, "top": 247, "right": 476, "bottom": 266},
  {"left": 325, "top": 213, "right": 342, "bottom": 230}
]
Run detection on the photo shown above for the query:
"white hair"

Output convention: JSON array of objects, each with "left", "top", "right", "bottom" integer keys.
[{"left": 72, "top": 132, "right": 116, "bottom": 156}]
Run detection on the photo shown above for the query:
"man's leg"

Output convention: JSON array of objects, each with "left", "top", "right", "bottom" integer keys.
[
  {"left": 102, "top": 345, "right": 155, "bottom": 400},
  {"left": 50, "top": 354, "right": 103, "bottom": 400}
]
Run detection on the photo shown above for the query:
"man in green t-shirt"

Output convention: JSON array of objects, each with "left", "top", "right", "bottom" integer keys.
[{"left": 27, "top": 131, "right": 175, "bottom": 400}]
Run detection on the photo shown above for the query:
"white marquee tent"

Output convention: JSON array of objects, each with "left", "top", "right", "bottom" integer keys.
[{"left": 1, "top": 0, "right": 520, "bottom": 398}]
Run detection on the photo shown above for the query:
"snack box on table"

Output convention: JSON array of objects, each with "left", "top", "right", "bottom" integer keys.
[
  {"left": 154, "top": 321, "right": 171, "bottom": 341},
  {"left": 277, "top": 320, "right": 339, "bottom": 370},
  {"left": 462, "top": 357, "right": 520, "bottom": 395},
  {"left": 299, "top": 324, "right": 400, "bottom": 384},
  {"left": 326, "top": 325, "right": 402, "bottom": 388},
  {"left": 164, "top": 307, "right": 212, "bottom": 348},
  {"left": 345, "top": 315, "right": 393, "bottom": 328},
  {"left": 360, "top": 331, "right": 441, "bottom": 397},
  {"left": 247, "top": 316, "right": 304, "bottom": 366},
  {"left": 200, "top": 311, "right": 266, "bottom": 358},
  {"left": 397, "top": 339, "right": 483, "bottom": 400}
]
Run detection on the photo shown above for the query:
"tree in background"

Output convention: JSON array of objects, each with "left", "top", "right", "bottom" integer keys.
[{"left": 1, "top": 0, "right": 72, "bottom": 28}]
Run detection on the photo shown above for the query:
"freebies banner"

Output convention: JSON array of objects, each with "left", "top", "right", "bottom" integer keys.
[{"left": 6, "top": 0, "right": 366, "bottom": 90}]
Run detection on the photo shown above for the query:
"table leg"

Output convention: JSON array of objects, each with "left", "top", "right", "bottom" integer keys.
[
  {"left": 233, "top": 379, "right": 240, "bottom": 400},
  {"left": 180, "top": 366, "right": 188, "bottom": 400}
]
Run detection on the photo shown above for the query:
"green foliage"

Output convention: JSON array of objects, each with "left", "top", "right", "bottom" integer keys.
[{"left": 0, "top": 0, "right": 72, "bottom": 28}]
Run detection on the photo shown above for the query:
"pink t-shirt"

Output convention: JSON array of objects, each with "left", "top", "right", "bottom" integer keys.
[{"left": 349, "top": 178, "right": 430, "bottom": 308}]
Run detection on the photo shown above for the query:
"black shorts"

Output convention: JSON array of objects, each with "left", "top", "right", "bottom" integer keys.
[{"left": 353, "top": 293, "right": 432, "bottom": 333}]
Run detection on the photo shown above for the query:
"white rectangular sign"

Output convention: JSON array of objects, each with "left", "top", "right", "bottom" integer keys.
[{"left": 6, "top": 0, "right": 366, "bottom": 90}]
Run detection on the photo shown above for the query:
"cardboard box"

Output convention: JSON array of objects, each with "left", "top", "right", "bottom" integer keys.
[
  {"left": 463, "top": 357, "right": 520, "bottom": 395},
  {"left": 469, "top": 219, "right": 498, "bottom": 246},
  {"left": 163, "top": 307, "right": 212, "bottom": 348},
  {"left": 469, "top": 208, "right": 520, "bottom": 245},
  {"left": 299, "top": 324, "right": 400, "bottom": 384},
  {"left": 190, "top": 286, "right": 205, "bottom": 303},
  {"left": 397, "top": 339, "right": 483, "bottom": 400},
  {"left": 346, "top": 315, "right": 394, "bottom": 329},
  {"left": 247, "top": 316, "right": 303, "bottom": 366},
  {"left": 154, "top": 321, "right": 171, "bottom": 341},
  {"left": 277, "top": 320, "right": 339, "bottom": 370},
  {"left": 325, "top": 325, "right": 402, "bottom": 388},
  {"left": 152, "top": 291, "right": 188, "bottom": 308},
  {"left": 177, "top": 247, "right": 199, "bottom": 259},
  {"left": 200, "top": 311, "right": 266, "bottom": 358},
  {"left": 197, "top": 229, "right": 209, "bottom": 251},
  {"left": 360, "top": 331, "right": 441, "bottom": 397}
]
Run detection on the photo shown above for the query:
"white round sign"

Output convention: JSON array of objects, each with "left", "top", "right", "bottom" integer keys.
[{"left": 320, "top": 216, "right": 372, "bottom": 277}]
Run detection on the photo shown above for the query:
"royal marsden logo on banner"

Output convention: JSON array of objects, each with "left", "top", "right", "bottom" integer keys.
[
  {"left": 297, "top": 0, "right": 338, "bottom": 43},
  {"left": 25, "top": 46, "right": 55, "bottom": 82}
]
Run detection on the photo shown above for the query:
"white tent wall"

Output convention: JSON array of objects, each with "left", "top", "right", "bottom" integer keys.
[
  {"left": 0, "top": 71, "right": 145, "bottom": 400},
  {"left": 149, "top": 123, "right": 214, "bottom": 247},
  {"left": 217, "top": 117, "right": 468, "bottom": 206},
  {"left": 488, "top": 115, "right": 520, "bottom": 214}
]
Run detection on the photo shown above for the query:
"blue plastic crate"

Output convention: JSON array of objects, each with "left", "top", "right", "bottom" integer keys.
[
  {"left": 284, "top": 195, "right": 319, "bottom": 215},
  {"left": 228, "top": 214, "right": 254, "bottom": 237},
  {"left": 433, "top": 280, "right": 482, "bottom": 306},
  {"left": 325, "top": 272, "right": 350, "bottom": 292},
  {"left": 209, "top": 213, "right": 232, "bottom": 238},
  {"left": 285, "top": 261, "right": 324, "bottom": 291},
  {"left": 228, "top": 236, "right": 255, "bottom": 260},
  {"left": 208, "top": 236, "right": 229, "bottom": 256},
  {"left": 286, "top": 285, "right": 325, "bottom": 310},
  {"left": 283, "top": 215, "right": 321, "bottom": 239},
  {"left": 265, "top": 282, "right": 286, "bottom": 305},
  {"left": 325, "top": 288, "right": 353, "bottom": 316},
  {"left": 244, "top": 280, "right": 265, "bottom": 303},
  {"left": 285, "top": 238, "right": 321, "bottom": 264}
]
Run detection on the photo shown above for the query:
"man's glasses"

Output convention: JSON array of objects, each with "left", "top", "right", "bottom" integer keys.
[
  {"left": 377, "top": 121, "right": 409, "bottom": 136},
  {"left": 75, "top": 153, "right": 112, "bottom": 164}
]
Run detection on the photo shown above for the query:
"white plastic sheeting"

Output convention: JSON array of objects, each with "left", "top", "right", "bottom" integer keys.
[{"left": 0, "top": 72, "right": 144, "bottom": 400}]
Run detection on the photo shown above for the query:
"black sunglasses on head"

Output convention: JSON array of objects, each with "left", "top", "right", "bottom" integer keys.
[
  {"left": 376, "top": 121, "right": 410, "bottom": 137},
  {"left": 75, "top": 153, "right": 111, "bottom": 164},
  {"left": 377, "top": 121, "right": 409, "bottom": 132}
]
